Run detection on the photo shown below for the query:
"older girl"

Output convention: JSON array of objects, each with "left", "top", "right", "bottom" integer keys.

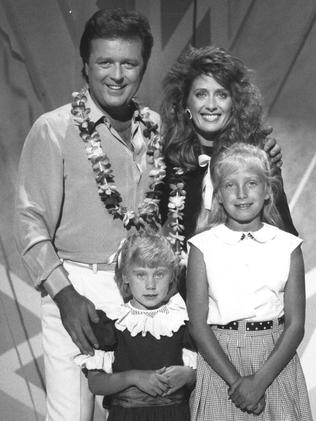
[{"left": 186, "top": 143, "right": 312, "bottom": 420}]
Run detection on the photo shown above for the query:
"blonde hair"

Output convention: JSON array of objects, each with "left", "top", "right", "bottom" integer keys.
[
  {"left": 197, "top": 142, "right": 283, "bottom": 231},
  {"left": 115, "top": 229, "right": 180, "bottom": 302}
]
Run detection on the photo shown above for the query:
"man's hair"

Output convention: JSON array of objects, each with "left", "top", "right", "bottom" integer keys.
[
  {"left": 80, "top": 8, "right": 154, "bottom": 81},
  {"left": 115, "top": 229, "right": 179, "bottom": 302}
]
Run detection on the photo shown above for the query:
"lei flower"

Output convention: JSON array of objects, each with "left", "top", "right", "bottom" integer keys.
[
  {"left": 167, "top": 167, "right": 186, "bottom": 258},
  {"left": 71, "top": 88, "right": 165, "bottom": 232},
  {"left": 71, "top": 89, "right": 188, "bottom": 260}
]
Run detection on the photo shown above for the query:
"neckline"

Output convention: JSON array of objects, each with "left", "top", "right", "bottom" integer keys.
[
  {"left": 213, "top": 223, "right": 278, "bottom": 244},
  {"left": 105, "top": 293, "right": 189, "bottom": 339},
  {"left": 127, "top": 300, "right": 168, "bottom": 314}
]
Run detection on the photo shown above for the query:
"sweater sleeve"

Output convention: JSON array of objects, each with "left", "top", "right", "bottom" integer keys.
[
  {"left": 14, "top": 115, "right": 70, "bottom": 296},
  {"left": 274, "top": 169, "right": 298, "bottom": 236},
  {"left": 275, "top": 186, "right": 298, "bottom": 236}
]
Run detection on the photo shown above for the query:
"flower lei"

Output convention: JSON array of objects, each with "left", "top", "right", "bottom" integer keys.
[
  {"left": 167, "top": 167, "right": 186, "bottom": 257},
  {"left": 71, "top": 88, "right": 186, "bottom": 258}
]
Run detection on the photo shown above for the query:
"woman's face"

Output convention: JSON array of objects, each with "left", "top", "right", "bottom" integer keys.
[{"left": 186, "top": 73, "right": 233, "bottom": 141}]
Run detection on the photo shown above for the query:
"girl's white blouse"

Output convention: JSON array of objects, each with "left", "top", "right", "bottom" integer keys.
[{"left": 189, "top": 223, "right": 302, "bottom": 324}]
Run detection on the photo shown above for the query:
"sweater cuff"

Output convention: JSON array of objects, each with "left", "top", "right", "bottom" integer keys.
[{"left": 43, "top": 265, "right": 71, "bottom": 298}]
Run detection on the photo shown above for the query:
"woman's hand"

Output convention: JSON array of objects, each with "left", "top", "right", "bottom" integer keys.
[
  {"left": 163, "top": 366, "right": 196, "bottom": 395},
  {"left": 263, "top": 137, "right": 283, "bottom": 168}
]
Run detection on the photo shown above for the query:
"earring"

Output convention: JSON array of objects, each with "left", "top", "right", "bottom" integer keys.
[{"left": 185, "top": 108, "right": 192, "bottom": 120}]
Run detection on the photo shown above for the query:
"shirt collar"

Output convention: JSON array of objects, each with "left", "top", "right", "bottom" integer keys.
[
  {"left": 214, "top": 223, "right": 278, "bottom": 245},
  {"left": 85, "top": 89, "right": 150, "bottom": 169},
  {"left": 85, "top": 88, "right": 141, "bottom": 130},
  {"left": 85, "top": 89, "right": 105, "bottom": 124}
]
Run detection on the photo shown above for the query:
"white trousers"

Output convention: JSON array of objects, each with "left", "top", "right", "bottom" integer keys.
[{"left": 41, "top": 261, "right": 123, "bottom": 421}]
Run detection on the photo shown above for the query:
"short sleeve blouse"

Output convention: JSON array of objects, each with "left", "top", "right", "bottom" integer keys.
[{"left": 189, "top": 223, "right": 302, "bottom": 324}]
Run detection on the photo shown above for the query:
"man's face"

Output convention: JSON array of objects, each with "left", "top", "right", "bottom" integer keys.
[{"left": 85, "top": 37, "right": 144, "bottom": 112}]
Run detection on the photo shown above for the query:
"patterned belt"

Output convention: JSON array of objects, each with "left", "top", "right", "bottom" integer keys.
[{"left": 214, "top": 315, "right": 285, "bottom": 331}]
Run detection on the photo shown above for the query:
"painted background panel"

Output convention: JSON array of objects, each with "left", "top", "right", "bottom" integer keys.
[{"left": 0, "top": 1, "right": 315, "bottom": 419}]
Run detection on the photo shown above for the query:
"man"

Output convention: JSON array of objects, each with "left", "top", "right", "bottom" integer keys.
[{"left": 14, "top": 9, "right": 158, "bottom": 420}]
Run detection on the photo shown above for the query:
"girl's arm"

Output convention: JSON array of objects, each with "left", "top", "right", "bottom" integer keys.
[
  {"left": 229, "top": 246, "right": 306, "bottom": 409},
  {"left": 186, "top": 245, "right": 241, "bottom": 387},
  {"left": 88, "top": 368, "right": 169, "bottom": 397}
]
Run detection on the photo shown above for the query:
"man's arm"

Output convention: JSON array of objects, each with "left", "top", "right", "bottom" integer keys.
[
  {"left": 14, "top": 117, "right": 67, "bottom": 292},
  {"left": 14, "top": 116, "right": 99, "bottom": 354}
]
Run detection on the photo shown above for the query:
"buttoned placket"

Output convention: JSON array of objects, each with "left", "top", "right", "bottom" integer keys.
[
  {"left": 96, "top": 116, "right": 147, "bottom": 213},
  {"left": 236, "top": 235, "right": 257, "bottom": 319}
]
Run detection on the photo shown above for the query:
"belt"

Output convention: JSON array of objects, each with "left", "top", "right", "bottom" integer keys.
[
  {"left": 89, "top": 263, "right": 114, "bottom": 272},
  {"left": 63, "top": 260, "right": 115, "bottom": 273},
  {"left": 214, "top": 315, "right": 285, "bottom": 331}
]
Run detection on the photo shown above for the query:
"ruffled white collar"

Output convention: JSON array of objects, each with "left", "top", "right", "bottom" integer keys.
[{"left": 104, "top": 293, "right": 188, "bottom": 340}]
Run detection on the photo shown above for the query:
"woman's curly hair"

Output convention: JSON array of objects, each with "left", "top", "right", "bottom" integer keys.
[{"left": 160, "top": 45, "right": 271, "bottom": 171}]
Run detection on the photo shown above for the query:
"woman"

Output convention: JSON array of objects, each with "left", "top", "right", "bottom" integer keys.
[{"left": 160, "top": 45, "right": 297, "bottom": 243}]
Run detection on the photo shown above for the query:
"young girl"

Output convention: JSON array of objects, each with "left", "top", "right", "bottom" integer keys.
[
  {"left": 186, "top": 142, "right": 313, "bottom": 420},
  {"left": 75, "top": 230, "right": 196, "bottom": 421}
]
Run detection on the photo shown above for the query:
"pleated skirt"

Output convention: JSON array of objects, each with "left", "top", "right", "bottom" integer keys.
[{"left": 190, "top": 323, "right": 313, "bottom": 421}]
